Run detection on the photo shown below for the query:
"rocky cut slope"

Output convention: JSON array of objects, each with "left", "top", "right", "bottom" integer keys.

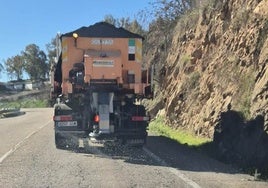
[
  {"left": 153, "top": 0, "right": 268, "bottom": 137},
  {"left": 147, "top": 0, "right": 268, "bottom": 173}
]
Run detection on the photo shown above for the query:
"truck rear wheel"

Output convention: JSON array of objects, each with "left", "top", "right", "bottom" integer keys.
[{"left": 55, "top": 133, "right": 66, "bottom": 149}]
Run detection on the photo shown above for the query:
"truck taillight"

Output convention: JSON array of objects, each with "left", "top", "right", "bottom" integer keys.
[
  {"left": 131, "top": 116, "right": 150, "bottom": 121},
  {"left": 53, "top": 115, "right": 73, "bottom": 121},
  {"left": 94, "top": 115, "right": 100, "bottom": 123}
]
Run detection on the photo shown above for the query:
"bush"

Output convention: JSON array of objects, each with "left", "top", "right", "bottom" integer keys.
[
  {"left": 232, "top": 7, "right": 250, "bottom": 33},
  {"left": 182, "top": 71, "right": 201, "bottom": 92},
  {"left": 234, "top": 72, "right": 255, "bottom": 120}
]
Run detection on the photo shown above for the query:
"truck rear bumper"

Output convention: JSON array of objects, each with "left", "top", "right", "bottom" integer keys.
[
  {"left": 89, "top": 128, "right": 147, "bottom": 139},
  {"left": 55, "top": 130, "right": 87, "bottom": 138}
]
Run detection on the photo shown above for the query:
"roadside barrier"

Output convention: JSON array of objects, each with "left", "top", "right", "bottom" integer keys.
[{"left": 0, "top": 108, "right": 24, "bottom": 118}]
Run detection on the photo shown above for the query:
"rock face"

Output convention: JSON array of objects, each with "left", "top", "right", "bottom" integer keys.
[
  {"left": 145, "top": 0, "right": 268, "bottom": 174},
  {"left": 150, "top": 0, "right": 268, "bottom": 138}
]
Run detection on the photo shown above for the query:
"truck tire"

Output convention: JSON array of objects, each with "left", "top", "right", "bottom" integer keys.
[
  {"left": 127, "top": 105, "right": 148, "bottom": 147},
  {"left": 132, "top": 105, "right": 146, "bottom": 116},
  {"left": 55, "top": 133, "right": 65, "bottom": 149}
]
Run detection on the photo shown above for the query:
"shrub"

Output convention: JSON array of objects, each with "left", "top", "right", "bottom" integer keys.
[
  {"left": 183, "top": 71, "right": 201, "bottom": 91},
  {"left": 234, "top": 72, "right": 255, "bottom": 120},
  {"left": 232, "top": 7, "right": 250, "bottom": 32}
]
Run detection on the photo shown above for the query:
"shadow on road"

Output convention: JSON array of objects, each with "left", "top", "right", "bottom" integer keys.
[
  {"left": 146, "top": 135, "right": 240, "bottom": 174},
  {"left": 55, "top": 135, "right": 160, "bottom": 166},
  {"left": 146, "top": 110, "right": 268, "bottom": 179},
  {"left": 53, "top": 110, "right": 268, "bottom": 180},
  {"left": 54, "top": 133, "right": 246, "bottom": 178}
]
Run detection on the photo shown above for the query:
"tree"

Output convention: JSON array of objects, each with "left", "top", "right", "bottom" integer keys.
[
  {"left": 152, "top": 0, "right": 199, "bottom": 21},
  {"left": 23, "top": 44, "right": 48, "bottom": 80},
  {"left": 0, "top": 62, "right": 3, "bottom": 76},
  {"left": 128, "top": 20, "right": 146, "bottom": 36},
  {"left": 103, "top": 14, "right": 117, "bottom": 26},
  {"left": 103, "top": 15, "right": 146, "bottom": 36},
  {"left": 46, "top": 37, "right": 58, "bottom": 83},
  {"left": 103, "top": 15, "right": 130, "bottom": 28},
  {"left": 46, "top": 37, "right": 57, "bottom": 70},
  {"left": 4, "top": 55, "right": 24, "bottom": 80},
  {"left": 118, "top": 17, "right": 131, "bottom": 28},
  {"left": 147, "top": 0, "right": 199, "bottom": 49}
]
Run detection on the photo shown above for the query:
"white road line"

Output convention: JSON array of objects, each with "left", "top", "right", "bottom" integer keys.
[
  {"left": 0, "top": 120, "right": 52, "bottom": 164},
  {"left": 143, "top": 147, "right": 202, "bottom": 188}
]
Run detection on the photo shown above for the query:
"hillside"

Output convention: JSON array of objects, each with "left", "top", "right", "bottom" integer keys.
[
  {"left": 0, "top": 86, "right": 50, "bottom": 109},
  {"left": 146, "top": 0, "right": 268, "bottom": 174}
]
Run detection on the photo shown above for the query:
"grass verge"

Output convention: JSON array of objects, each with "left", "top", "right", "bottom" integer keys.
[
  {"left": 149, "top": 116, "right": 211, "bottom": 146},
  {"left": 0, "top": 99, "right": 49, "bottom": 108}
]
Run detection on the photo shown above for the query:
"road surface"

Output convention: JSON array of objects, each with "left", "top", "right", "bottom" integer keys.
[{"left": 0, "top": 108, "right": 267, "bottom": 187}]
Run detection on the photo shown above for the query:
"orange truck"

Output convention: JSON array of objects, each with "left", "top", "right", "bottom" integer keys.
[{"left": 52, "top": 22, "right": 152, "bottom": 147}]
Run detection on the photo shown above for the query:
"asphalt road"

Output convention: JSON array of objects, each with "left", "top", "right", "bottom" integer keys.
[{"left": 0, "top": 108, "right": 267, "bottom": 188}]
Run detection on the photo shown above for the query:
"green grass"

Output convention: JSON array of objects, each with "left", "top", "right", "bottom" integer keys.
[
  {"left": 149, "top": 116, "right": 211, "bottom": 146},
  {"left": 0, "top": 99, "right": 49, "bottom": 108}
]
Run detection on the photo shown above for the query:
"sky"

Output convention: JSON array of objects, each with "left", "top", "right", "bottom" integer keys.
[{"left": 0, "top": 0, "right": 154, "bottom": 82}]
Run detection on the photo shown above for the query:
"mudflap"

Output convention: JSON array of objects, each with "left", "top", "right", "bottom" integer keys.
[
  {"left": 88, "top": 132, "right": 147, "bottom": 147},
  {"left": 125, "top": 137, "right": 147, "bottom": 147},
  {"left": 54, "top": 130, "right": 88, "bottom": 149},
  {"left": 55, "top": 132, "right": 66, "bottom": 149},
  {"left": 117, "top": 131, "right": 148, "bottom": 147}
]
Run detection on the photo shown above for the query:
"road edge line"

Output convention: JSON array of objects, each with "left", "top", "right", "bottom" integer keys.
[
  {"left": 143, "top": 147, "right": 202, "bottom": 188},
  {"left": 0, "top": 120, "right": 52, "bottom": 164}
]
